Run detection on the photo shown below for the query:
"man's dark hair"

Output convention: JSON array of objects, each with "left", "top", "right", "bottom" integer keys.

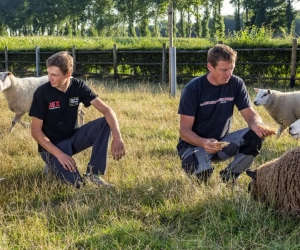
[
  {"left": 207, "top": 44, "right": 237, "bottom": 67},
  {"left": 46, "top": 51, "right": 73, "bottom": 75}
]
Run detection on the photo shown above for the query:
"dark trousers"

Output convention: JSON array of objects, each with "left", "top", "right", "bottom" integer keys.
[
  {"left": 40, "top": 117, "right": 111, "bottom": 186},
  {"left": 179, "top": 128, "right": 263, "bottom": 177}
]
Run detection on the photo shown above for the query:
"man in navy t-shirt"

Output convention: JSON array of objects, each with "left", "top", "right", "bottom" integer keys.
[
  {"left": 177, "top": 44, "right": 274, "bottom": 183},
  {"left": 29, "top": 51, "right": 125, "bottom": 188}
]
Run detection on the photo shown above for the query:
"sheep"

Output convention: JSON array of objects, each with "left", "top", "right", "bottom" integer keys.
[
  {"left": 0, "top": 72, "right": 85, "bottom": 132},
  {"left": 288, "top": 119, "right": 300, "bottom": 139},
  {"left": 246, "top": 147, "right": 300, "bottom": 218},
  {"left": 253, "top": 88, "right": 300, "bottom": 138}
]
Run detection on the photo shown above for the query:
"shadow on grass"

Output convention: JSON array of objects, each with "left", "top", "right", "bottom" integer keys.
[{"left": 1, "top": 165, "right": 300, "bottom": 249}]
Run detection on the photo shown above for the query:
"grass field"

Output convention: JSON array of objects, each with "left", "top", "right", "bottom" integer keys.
[{"left": 0, "top": 80, "right": 299, "bottom": 249}]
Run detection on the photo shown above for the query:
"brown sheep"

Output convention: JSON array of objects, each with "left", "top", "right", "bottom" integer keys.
[{"left": 246, "top": 147, "right": 300, "bottom": 218}]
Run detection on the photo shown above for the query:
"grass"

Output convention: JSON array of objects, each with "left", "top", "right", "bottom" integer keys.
[
  {"left": 0, "top": 80, "right": 300, "bottom": 249},
  {"left": 0, "top": 33, "right": 294, "bottom": 51}
]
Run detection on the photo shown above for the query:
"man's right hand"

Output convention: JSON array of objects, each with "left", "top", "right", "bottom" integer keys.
[
  {"left": 203, "top": 139, "right": 224, "bottom": 154},
  {"left": 56, "top": 152, "right": 78, "bottom": 172}
]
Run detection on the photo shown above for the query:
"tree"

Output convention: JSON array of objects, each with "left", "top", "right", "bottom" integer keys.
[
  {"left": 201, "top": 5, "right": 210, "bottom": 37},
  {"left": 115, "top": 0, "right": 144, "bottom": 37},
  {"left": 230, "top": 0, "right": 242, "bottom": 30},
  {"left": 210, "top": 0, "right": 225, "bottom": 37},
  {"left": 0, "top": 0, "right": 31, "bottom": 35}
]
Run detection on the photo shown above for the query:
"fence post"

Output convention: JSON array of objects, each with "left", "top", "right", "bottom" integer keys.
[
  {"left": 72, "top": 45, "right": 76, "bottom": 75},
  {"left": 35, "top": 46, "right": 40, "bottom": 77},
  {"left": 290, "top": 38, "right": 298, "bottom": 88},
  {"left": 113, "top": 44, "right": 118, "bottom": 79},
  {"left": 162, "top": 43, "right": 166, "bottom": 84},
  {"left": 170, "top": 47, "right": 177, "bottom": 97},
  {"left": 5, "top": 46, "right": 8, "bottom": 71},
  {"left": 168, "top": 3, "right": 173, "bottom": 93}
]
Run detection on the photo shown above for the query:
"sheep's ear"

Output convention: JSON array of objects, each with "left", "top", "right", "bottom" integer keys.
[
  {"left": 254, "top": 88, "right": 260, "bottom": 93},
  {"left": 246, "top": 169, "right": 257, "bottom": 180},
  {"left": 267, "top": 89, "right": 272, "bottom": 94}
]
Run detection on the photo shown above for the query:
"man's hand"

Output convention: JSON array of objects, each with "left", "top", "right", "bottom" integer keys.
[
  {"left": 203, "top": 139, "right": 226, "bottom": 154},
  {"left": 253, "top": 122, "right": 276, "bottom": 138},
  {"left": 111, "top": 138, "right": 125, "bottom": 160},
  {"left": 56, "top": 152, "right": 78, "bottom": 172}
]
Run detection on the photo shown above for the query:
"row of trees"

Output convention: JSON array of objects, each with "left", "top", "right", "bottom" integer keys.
[{"left": 0, "top": 0, "right": 298, "bottom": 38}]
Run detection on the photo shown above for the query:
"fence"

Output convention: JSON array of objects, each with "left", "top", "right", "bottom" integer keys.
[{"left": 0, "top": 39, "right": 299, "bottom": 86}]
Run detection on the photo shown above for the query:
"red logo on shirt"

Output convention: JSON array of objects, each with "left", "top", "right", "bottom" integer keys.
[{"left": 49, "top": 101, "right": 60, "bottom": 109}]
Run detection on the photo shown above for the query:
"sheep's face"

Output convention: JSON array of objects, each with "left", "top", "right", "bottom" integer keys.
[
  {"left": 289, "top": 119, "right": 300, "bottom": 139},
  {"left": 253, "top": 88, "right": 272, "bottom": 106},
  {"left": 246, "top": 169, "right": 258, "bottom": 200},
  {"left": 0, "top": 72, "right": 12, "bottom": 92}
]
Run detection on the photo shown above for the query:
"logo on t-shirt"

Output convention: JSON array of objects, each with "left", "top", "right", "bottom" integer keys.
[
  {"left": 200, "top": 97, "right": 234, "bottom": 106},
  {"left": 69, "top": 97, "right": 79, "bottom": 106},
  {"left": 49, "top": 101, "right": 60, "bottom": 109}
]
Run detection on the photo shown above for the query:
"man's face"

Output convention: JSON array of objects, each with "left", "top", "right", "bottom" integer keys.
[
  {"left": 47, "top": 66, "right": 69, "bottom": 88},
  {"left": 207, "top": 60, "right": 235, "bottom": 85}
]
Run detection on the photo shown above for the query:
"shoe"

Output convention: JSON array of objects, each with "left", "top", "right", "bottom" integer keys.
[
  {"left": 195, "top": 169, "right": 213, "bottom": 184},
  {"left": 75, "top": 179, "right": 86, "bottom": 189},
  {"left": 84, "top": 173, "right": 114, "bottom": 187},
  {"left": 220, "top": 170, "right": 240, "bottom": 184},
  {"left": 43, "top": 164, "right": 51, "bottom": 174}
]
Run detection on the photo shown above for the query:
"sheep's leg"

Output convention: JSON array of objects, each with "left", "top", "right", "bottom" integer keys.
[
  {"left": 9, "top": 113, "right": 28, "bottom": 132},
  {"left": 18, "top": 120, "right": 30, "bottom": 128},
  {"left": 78, "top": 109, "right": 85, "bottom": 126},
  {"left": 276, "top": 125, "right": 286, "bottom": 138}
]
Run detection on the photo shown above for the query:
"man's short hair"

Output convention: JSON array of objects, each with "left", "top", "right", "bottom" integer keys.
[
  {"left": 207, "top": 44, "right": 237, "bottom": 67},
  {"left": 46, "top": 51, "right": 73, "bottom": 75}
]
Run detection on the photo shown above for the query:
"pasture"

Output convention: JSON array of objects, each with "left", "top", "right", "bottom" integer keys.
[{"left": 0, "top": 80, "right": 299, "bottom": 249}]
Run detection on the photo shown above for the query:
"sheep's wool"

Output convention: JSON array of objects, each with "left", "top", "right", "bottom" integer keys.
[{"left": 252, "top": 147, "right": 300, "bottom": 217}]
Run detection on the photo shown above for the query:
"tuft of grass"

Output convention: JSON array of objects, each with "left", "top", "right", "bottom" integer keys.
[{"left": 0, "top": 81, "right": 300, "bottom": 249}]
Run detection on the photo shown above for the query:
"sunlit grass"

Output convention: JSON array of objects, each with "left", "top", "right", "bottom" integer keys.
[
  {"left": 0, "top": 35, "right": 293, "bottom": 51},
  {"left": 0, "top": 81, "right": 299, "bottom": 249}
]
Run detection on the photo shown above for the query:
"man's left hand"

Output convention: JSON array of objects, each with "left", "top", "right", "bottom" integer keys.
[{"left": 111, "top": 138, "right": 125, "bottom": 160}]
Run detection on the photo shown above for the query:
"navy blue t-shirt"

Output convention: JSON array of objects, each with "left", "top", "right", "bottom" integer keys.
[
  {"left": 29, "top": 78, "right": 97, "bottom": 151},
  {"left": 177, "top": 74, "right": 251, "bottom": 150}
]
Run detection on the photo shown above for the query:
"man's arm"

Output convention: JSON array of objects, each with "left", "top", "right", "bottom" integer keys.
[
  {"left": 31, "top": 117, "right": 78, "bottom": 172},
  {"left": 90, "top": 97, "right": 125, "bottom": 160},
  {"left": 179, "top": 114, "right": 221, "bottom": 154},
  {"left": 240, "top": 107, "right": 274, "bottom": 138}
]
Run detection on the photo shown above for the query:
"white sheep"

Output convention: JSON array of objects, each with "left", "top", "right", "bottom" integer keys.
[
  {"left": 253, "top": 88, "right": 300, "bottom": 137},
  {"left": 289, "top": 119, "right": 300, "bottom": 139},
  {"left": 0, "top": 72, "right": 85, "bottom": 132}
]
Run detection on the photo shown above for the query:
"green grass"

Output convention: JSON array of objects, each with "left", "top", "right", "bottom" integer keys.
[
  {"left": 0, "top": 80, "right": 300, "bottom": 249},
  {"left": 0, "top": 34, "right": 294, "bottom": 51}
]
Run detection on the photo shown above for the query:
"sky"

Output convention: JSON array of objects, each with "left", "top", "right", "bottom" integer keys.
[{"left": 221, "top": 0, "right": 300, "bottom": 15}]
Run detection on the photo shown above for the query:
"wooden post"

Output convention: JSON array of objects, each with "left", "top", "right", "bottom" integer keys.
[
  {"left": 290, "top": 38, "right": 297, "bottom": 88},
  {"left": 72, "top": 45, "right": 77, "bottom": 74},
  {"left": 113, "top": 44, "right": 118, "bottom": 79},
  {"left": 4, "top": 46, "right": 8, "bottom": 71},
  {"left": 168, "top": 4, "right": 173, "bottom": 49},
  {"left": 35, "top": 46, "right": 40, "bottom": 77},
  {"left": 162, "top": 43, "right": 166, "bottom": 84},
  {"left": 168, "top": 3, "right": 173, "bottom": 92}
]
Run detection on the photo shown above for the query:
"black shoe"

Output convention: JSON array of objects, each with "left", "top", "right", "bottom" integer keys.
[
  {"left": 196, "top": 169, "right": 213, "bottom": 184},
  {"left": 220, "top": 170, "right": 240, "bottom": 183}
]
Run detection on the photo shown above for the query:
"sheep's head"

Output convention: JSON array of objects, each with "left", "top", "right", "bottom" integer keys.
[
  {"left": 253, "top": 88, "right": 272, "bottom": 106},
  {"left": 246, "top": 169, "right": 258, "bottom": 200},
  {"left": 289, "top": 119, "right": 300, "bottom": 139},
  {"left": 0, "top": 72, "right": 12, "bottom": 92}
]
